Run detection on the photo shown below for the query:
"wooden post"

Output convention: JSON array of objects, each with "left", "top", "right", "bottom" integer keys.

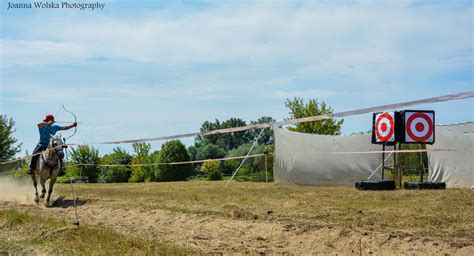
[
  {"left": 396, "top": 143, "right": 402, "bottom": 188},
  {"left": 419, "top": 144, "right": 424, "bottom": 182},
  {"left": 382, "top": 144, "right": 385, "bottom": 180},
  {"left": 265, "top": 154, "right": 268, "bottom": 183}
]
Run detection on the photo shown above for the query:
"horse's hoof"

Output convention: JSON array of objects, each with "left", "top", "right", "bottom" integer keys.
[
  {"left": 45, "top": 202, "right": 50, "bottom": 207},
  {"left": 34, "top": 197, "right": 39, "bottom": 203},
  {"left": 40, "top": 194, "right": 45, "bottom": 199}
]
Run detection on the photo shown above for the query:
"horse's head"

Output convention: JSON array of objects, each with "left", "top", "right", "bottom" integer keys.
[{"left": 49, "top": 135, "right": 65, "bottom": 160}]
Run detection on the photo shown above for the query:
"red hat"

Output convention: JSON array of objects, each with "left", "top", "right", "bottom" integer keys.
[{"left": 44, "top": 114, "right": 55, "bottom": 122}]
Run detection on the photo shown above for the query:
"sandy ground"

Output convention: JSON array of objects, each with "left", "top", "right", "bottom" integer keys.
[
  {"left": 0, "top": 198, "right": 472, "bottom": 255},
  {"left": 1, "top": 178, "right": 473, "bottom": 254}
]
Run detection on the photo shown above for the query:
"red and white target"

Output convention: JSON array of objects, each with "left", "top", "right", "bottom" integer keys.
[
  {"left": 404, "top": 111, "right": 434, "bottom": 143},
  {"left": 374, "top": 112, "right": 395, "bottom": 143}
]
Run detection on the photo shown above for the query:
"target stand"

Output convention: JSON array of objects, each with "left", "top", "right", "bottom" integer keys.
[
  {"left": 356, "top": 112, "right": 400, "bottom": 191},
  {"left": 358, "top": 110, "right": 444, "bottom": 190},
  {"left": 399, "top": 110, "right": 445, "bottom": 189}
]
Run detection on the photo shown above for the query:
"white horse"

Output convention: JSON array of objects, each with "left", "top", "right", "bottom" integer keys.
[{"left": 31, "top": 135, "right": 66, "bottom": 206}]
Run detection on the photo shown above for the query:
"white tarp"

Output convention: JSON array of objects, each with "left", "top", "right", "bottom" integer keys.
[
  {"left": 274, "top": 128, "right": 388, "bottom": 185},
  {"left": 427, "top": 123, "right": 474, "bottom": 188}
]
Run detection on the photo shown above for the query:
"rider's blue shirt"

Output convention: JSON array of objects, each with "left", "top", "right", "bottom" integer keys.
[{"left": 39, "top": 123, "right": 63, "bottom": 145}]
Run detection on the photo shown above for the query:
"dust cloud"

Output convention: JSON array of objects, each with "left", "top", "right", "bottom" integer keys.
[{"left": 0, "top": 176, "right": 34, "bottom": 204}]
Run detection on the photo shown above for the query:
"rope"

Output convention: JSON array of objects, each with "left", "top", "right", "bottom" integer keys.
[
  {"left": 1, "top": 91, "right": 473, "bottom": 165},
  {"left": 226, "top": 127, "right": 267, "bottom": 187},
  {"left": 366, "top": 151, "right": 395, "bottom": 180},
  {"left": 66, "top": 153, "right": 270, "bottom": 167},
  {"left": 92, "top": 91, "right": 473, "bottom": 145},
  {"left": 0, "top": 144, "right": 67, "bottom": 165}
]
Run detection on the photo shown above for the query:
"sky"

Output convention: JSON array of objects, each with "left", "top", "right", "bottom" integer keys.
[{"left": 1, "top": 0, "right": 473, "bottom": 156}]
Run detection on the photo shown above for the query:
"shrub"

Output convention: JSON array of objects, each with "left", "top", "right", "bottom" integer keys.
[
  {"left": 200, "top": 160, "right": 222, "bottom": 181},
  {"left": 129, "top": 143, "right": 159, "bottom": 182},
  {"left": 222, "top": 159, "right": 238, "bottom": 175},
  {"left": 156, "top": 140, "right": 193, "bottom": 181},
  {"left": 67, "top": 145, "right": 100, "bottom": 182},
  {"left": 98, "top": 148, "right": 132, "bottom": 183}
]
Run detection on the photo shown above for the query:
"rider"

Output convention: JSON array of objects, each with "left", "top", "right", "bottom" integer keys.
[{"left": 27, "top": 114, "right": 77, "bottom": 174}]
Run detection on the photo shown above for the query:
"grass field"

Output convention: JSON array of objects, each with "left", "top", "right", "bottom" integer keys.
[{"left": 1, "top": 180, "right": 473, "bottom": 254}]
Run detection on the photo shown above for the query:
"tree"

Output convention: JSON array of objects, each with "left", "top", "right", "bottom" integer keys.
[
  {"left": 194, "top": 144, "right": 226, "bottom": 160},
  {"left": 194, "top": 118, "right": 252, "bottom": 151},
  {"left": 222, "top": 159, "right": 238, "bottom": 175},
  {"left": 227, "top": 143, "right": 269, "bottom": 173},
  {"left": 229, "top": 144, "right": 275, "bottom": 182},
  {"left": 129, "top": 142, "right": 157, "bottom": 182},
  {"left": 0, "top": 115, "right": 22, "bottom": 162},
  {"left": 200, "top": 160, "right": 222, "bottom": 180},
  {"left": 156, "top": 140, "right": 193, "bottom": 181},
  {"left": 249, "top": 116, "right": 275, "bottom": 145},
  {"left": 285, "top": 97, "right": 343, "bottom": 135},
  {"left": 68, "top": 145, "right": 100, "bottom": 182},
  {"left": 98, "top": 147, "right": 132, "bottom": 183}
]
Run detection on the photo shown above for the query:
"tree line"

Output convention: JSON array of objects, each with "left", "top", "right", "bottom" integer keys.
[{"left": 1, "top": 98, "right": 346, "bottom": 182}]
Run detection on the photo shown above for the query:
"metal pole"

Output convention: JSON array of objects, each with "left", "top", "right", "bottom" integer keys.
[
  {"left": 396, "top": 143, "right": 402, "bottom": 188},
  {"left": 419, "top": 144, "right": 424, "bottom": 182},
  {"left": 382, "top": 144, "right": 385, "bottom": 180},
  {"left": 69, "top": 177, "right": 80, "bottom": 226},
  {"left": 265, "top": 154, "right": 268, "bottom": 184}
]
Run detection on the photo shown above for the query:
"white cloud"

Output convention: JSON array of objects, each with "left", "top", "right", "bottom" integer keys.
[
  {"left": 1, "top": 1, "right": 472, "bottom": 154},
  {"left": 2, "top": 2, "right": 471, "bottom": 69},
  {"left": 0, "top": 39, "right": 93, "bottom": 67}
]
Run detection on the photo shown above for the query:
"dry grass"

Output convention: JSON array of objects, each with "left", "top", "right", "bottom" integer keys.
[
  {"left": 0, "top": 208, "right": 196, "bottom": 255},
  {"left": 55, "top": 181, "right": 473, "bottom": 239},
  {"left": 2, "top": 181, "right": 472, "bottom": 254}
]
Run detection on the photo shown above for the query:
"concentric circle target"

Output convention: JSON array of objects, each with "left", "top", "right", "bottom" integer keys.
[
  {"left": 406, "top": 112, "right": 433, "bottom": 142},
  {"left": 375, "top": 112, "right": 394, "bottom": 142}
]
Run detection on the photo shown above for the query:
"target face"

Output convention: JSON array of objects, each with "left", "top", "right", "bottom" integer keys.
[
  {"left": 374, "top": 112, "right": 395, "bottom": 143},
  {"left": 404, "top": 111, "right": 434, "bottom": 143}
]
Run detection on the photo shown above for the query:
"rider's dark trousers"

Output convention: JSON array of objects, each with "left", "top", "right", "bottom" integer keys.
[{"left": 29, "top": 143, "right": 48, "bottom": 171}]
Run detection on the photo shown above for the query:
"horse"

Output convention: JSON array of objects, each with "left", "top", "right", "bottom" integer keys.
[{"left": 31, "top": 135, "right": 66, "bottom": 206}]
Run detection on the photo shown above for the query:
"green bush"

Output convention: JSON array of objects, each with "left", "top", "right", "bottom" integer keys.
[
  {"left": 227, "top": 144, "right": 274, "bottom": 174},
  {"left": 156, "top": 140, "right": 193, "bottom": 181},
  {"left": 200, "top": 160, "right": 222, "bottom": 181},
  {"left": 222, "top": 159, "right": 238, "bottom": 175},
  {"left": 98, "top": 148, "right": 132, "bottom": 183},
  {"left": 67, "top": 145, "right": 100, "bottom": 182},
  {"left": 129, "top": 143, "right": 159, "bottom": 182}
]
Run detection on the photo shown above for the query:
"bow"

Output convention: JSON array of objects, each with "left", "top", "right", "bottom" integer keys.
[{"left": 62, "top": 105, "right": 77, "bottom": 141}]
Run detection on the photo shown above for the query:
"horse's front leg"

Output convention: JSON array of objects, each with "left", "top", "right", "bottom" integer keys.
[
  {"left": 46, "top": 178, "right": 57, "bottom": 207},
  {"left": 31, "top": 173, "right": 39, "bottom": 203},
  {"left": 40, "top": 175, "right": 47, "bottom": 199}
]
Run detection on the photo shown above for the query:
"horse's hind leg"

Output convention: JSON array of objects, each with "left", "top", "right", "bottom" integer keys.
[
  {"left": 31, "top": 174, "right": 39, "bottom": 203},
  {"left": 46, "top": 178, "right": 57, "bottom": 207},
  {"left": 40, "top": 175, "right": 47, "bottom": 199}
]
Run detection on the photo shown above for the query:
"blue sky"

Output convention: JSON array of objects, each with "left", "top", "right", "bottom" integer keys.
[{"left": 1, "top": 0, "right": 473, "bottom": 156}]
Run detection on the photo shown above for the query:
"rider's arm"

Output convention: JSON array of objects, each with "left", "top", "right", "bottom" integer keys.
[
  {"left": 38, "top": 121, "right": 54, "bottom": 128},
  {"left": 61, "top": 122, "right": 77, "bottom": 130}
]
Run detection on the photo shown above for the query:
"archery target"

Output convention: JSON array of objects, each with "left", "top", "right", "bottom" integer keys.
[
  {"left": 404, "top": 111, "right": 434, "bottom": 143},
  {"left": 374, "top": 112, "right": 395, "bottom": 143}
]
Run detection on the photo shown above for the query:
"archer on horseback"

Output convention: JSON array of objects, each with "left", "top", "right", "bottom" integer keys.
[{"left": 27, "top": 114, "right": 77, "bottom": 175}]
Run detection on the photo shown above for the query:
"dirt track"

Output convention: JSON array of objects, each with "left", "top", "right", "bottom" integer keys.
[
  {"left": 1, "top": 180, "right": 473, "bottom": 254},
  {"left": 1, "top": 198, "right": 472, "bottom": 255}
]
